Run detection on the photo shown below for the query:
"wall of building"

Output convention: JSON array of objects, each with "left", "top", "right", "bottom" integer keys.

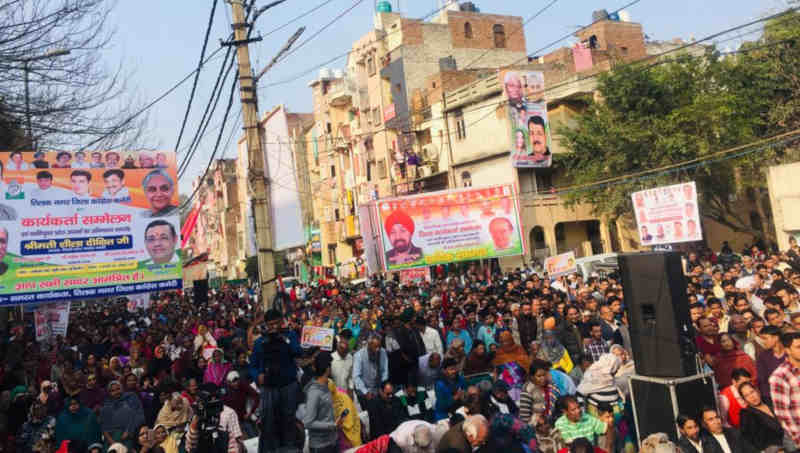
[{"left": 768, "top": 161, "right": 800, "bottom": 251}]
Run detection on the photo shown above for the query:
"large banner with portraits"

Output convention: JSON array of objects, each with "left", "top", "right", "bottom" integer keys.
[
  {"left": 0, "top": 150, "right": 182, "bottom": 306},
  {"left": 376, "top": 184, "right": 524, "bottom": 271},
  {"left": 501, "top": 70, "right": 552, "bottom": 168},
  {"left": 632, "top": 181, "right": 703, "bottom": 246}
]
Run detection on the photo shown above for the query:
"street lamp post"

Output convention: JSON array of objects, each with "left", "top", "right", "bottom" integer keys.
[{"left": 20, "top": 49, "right": 71, "bottom": 147}]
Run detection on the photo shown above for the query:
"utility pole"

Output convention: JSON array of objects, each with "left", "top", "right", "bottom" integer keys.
[{"left": 225, "top": 0, "right": 277, "bottom": 308}]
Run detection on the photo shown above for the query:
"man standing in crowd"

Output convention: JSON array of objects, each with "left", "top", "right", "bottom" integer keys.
[{"left": 770, "top": 331, "right": 800, "bottom": 449}]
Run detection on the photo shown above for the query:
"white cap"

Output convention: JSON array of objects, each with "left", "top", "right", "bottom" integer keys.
[{"left": 227, "top": 370, "right": 240, "bottom": 382}]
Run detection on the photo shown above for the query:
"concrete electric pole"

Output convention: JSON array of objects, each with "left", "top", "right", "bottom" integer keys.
[{"left": 225, "top": 0, "right": 277, "bottom": 308}]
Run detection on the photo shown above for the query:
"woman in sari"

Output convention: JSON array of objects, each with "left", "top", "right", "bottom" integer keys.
[
  {"left": 55, "top": 397, "right": 102, "bottom": 449},
  {"left": 80, "top": 374, "right": 106, "bottom": 413},
  {"left": 99, "top": 380, "right": 145, "bottom": 450},
  {"left": 713, "top": 333, "right": 758, "bottom": 389},
  {"left": 492, "top": 330, "right": 531, "bottom": 402},
  {"left": 203, "top": 349, "right": 231, "bottom": 386}
]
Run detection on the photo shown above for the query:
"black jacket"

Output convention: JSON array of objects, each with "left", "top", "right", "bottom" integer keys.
[
  {"left": 516, "top": 315, "right": 537, "bottom": 352},
  {"left": 739, "top": 407, "right": 784, "bottom": 451},
  {"left": 701, "top": 428, "right": 759, "bottom": 453}
]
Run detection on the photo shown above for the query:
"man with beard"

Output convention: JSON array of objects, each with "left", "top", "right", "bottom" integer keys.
[
  {"left": 677, "top": 414, "right": 703, "bottom": 453},
  {"left": 385, "top": 210, "right": 423, "bottom": 265},
  {"left": 517, "top": 302, "right": 537, "bottom": 353},
  {"left": 364, "top": 381, "right": 407, "bottom": 440}
]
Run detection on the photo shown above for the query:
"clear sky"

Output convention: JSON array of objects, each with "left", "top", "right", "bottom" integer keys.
[{"left": 106, "top": 0, "right": 785, "bottom": 195}]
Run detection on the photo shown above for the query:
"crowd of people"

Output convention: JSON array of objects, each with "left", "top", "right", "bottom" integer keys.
[{"left": 2, "top": 239, "right": 800, "bottom": 453}]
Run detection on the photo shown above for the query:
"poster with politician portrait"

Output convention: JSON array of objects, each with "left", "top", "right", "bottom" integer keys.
[
  {"left": 501, "top": 70, "right": 552, "bottom": 168},
  {"left": 632, "top": 181, "right": 703, "bottom": 247}
]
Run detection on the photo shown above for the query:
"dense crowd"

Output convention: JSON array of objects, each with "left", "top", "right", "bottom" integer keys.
[{"left": 2, "top": 239, "right": 800, "bottom": 453}]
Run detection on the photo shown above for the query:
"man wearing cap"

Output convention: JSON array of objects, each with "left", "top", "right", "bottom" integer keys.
[
  {"left": 223, "top": 370, "right": 260, "bottom": 438},
  {"left": 385, "top": 210, "right": 423, "bottom": 266}
]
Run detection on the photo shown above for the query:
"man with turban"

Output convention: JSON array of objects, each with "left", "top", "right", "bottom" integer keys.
[{"left": 385, "top": 210, "right": 423, "bottom": 265}]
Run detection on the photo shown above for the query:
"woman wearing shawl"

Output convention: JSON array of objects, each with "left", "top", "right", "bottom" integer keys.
[
  {"left": 463, "top": 341, "right": 494, "bottom": 376},
  {"left": 79, "top": 374, "right": 106, "bottom": 413},
  {"left": 203, "top": 349, "right": 231, "bottom": 386},
  {"left": 713, "top": 332, "right": 758, "bottom": 389},
  {"left": 155, "top": 393, "right": 193, "bottom": 430},
  {"left": 128, "top": 345, "right": 149, "bottom": 377},
  {"left": 55, "top": 397, "right": 102, "bottom": 449},
  {"left": 38, "top": 380, "right": 64, "bottom": 417},
  {"left": 99, "top": 380, "right": 145, "bottom": 449},
  {"left": 519, "top": 359, "right": 561, "bottom": 432},
  {"left": 149, "top": 345, "right": 172, "bottom": 381},
  {"left": 193, "top": 324, "right": 217, "bottom": 360},
  {"left": 17, "top": 400, "right": 56, "bottom": 453},
  {"left": 443, "top": 337, "right": 467, "bottom": 374},
  {"left": 492, "top": 330, "right": 531, "bottom": 402},
  {"left": 105, "top": 357, "right": 125, "bottom": 382},
  {"left": 537, "top": 319, "right": 574, "bottom": 374},
  {"left": 134, "top": 425, "right": 166, "bottom": 453},
  {"left": 577, "top": 352, "right": 635, "bottom": 453}
]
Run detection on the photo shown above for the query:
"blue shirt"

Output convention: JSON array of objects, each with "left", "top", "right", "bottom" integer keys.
[
  {"left": 434, "top": 376, "right": 466, "bottom": 421},
  {"left": 249, "top": 331, "right": 302, "bottom": 387},
  {"left": 352, "top": 347, "right": 389, "bottom": 395},
  {"left": 446, "top": 329, "right": 473, "bottom": 355},
  {"left": 477, "top": 325, "right": 497, "bottom": 349}
]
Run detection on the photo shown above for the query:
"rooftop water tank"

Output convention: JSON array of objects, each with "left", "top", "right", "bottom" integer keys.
[
  {"left": 319, "top": 68, "right": 332, "bottom": 80},
  {"left": 332, "top": 69, "right": 344, "bottom": 79},
  {"left": 376, "top": 1, "right": 392, "bottom": 13},
  {"left": 460, "top": 2, "right": 478, "bottom": 12}
]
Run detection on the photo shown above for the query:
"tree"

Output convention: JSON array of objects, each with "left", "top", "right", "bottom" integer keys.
[
  {"left": 0, "top": 0, "right": 150, "bottom": 150},
  {"left": 558, "top": 12, "right": 800, "bottom": 243}
]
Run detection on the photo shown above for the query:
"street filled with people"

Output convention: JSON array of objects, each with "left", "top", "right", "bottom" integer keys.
[{"left": 3, "top": 241, "right": 800, "bottom": 453}]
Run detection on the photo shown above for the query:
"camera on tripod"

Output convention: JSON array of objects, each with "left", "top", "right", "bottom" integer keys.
[{"left": 194, "top": 389, "right": 223, "bottom": 429}]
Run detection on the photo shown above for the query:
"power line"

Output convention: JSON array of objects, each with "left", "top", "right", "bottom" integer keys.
[
  {"left": 261, "top": 1, "right": 461, "bottom": 87},
  {"left": 275, "top": 0, "right": 365, "bottom": 64},
  {"left": 179, "top": 71, "right": 241, "bottom": 210},
  {"left": 460, "top": 0, "right": 562, "bottom": 71},
  {"left": 174, "top": 0, "right": 220, "bottom": 155},
  {"left": 262, "top": 0, "right": 338, "bottom": 38}
]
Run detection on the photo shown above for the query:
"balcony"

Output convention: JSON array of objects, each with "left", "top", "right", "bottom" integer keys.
[{"left": 328, "top": 78, "right": 357, "bottom": 108}]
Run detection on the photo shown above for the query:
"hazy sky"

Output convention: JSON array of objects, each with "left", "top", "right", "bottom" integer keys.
[{"left": 106, "top": 0, "right": 783, "bottom": 194}]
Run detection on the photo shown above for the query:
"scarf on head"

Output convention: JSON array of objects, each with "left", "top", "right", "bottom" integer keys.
[
  {"left": 577, "top": 353, "right": 621, "bottom": 397},
  {"left": 492, "top": 342, "right": 531, "bottom": 372},
  {"left": 463, "top": 349, "right": 493, "bottom": 375},
  {"left": 155, "top": 394, "right": 193, "bottom": 429}
]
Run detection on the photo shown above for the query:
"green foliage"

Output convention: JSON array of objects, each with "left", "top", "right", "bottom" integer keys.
[{"left": 557, "top": 11, "right": 800, "bottom": 239}]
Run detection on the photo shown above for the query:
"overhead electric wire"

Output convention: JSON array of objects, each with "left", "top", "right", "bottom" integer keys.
[
  {"left": 460, "top": 0, "right": 562, "bottom": 71},
  {"left": 275, "top": 0, "right": 365, "bottom": 64},
  {"left": 174, "top": 0, "right": 220, "bottom": 155},
  {"left": 179, "top": 71, "right": 241, "bottom": 210},
  {"left": 178, "top": 50, "right": 236, "bottom": 177},
  {"left": 262, "top": 0, "right": 338, "bottom": 38}
]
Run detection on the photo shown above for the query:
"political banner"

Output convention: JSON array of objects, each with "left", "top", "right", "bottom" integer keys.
[
  {"left": 544, "top": 251, "right": 577, "bottom": 277},
  {"left": 632, "top": 181, "right": 703, "bottom": 246},
  {"left": 0, "top": 150, "right": 182, "bottom": 306},
  {"left": 126, "top": 293, "right": 151, "bottom": 312},
  {"left": 301, "top": 325, "right": 335, "bottom": 351},
  {"left": 395, "top": 267, "right": 431, "bottom": 285},
  {"left": 501, "top": 70, "right": 552, "bottom": 168},
  {"left": 377, "top": 184, "right": 524, "bottom": 271},
  {"left": 34, "top": 301, "right": 70, "bottom": 341}
]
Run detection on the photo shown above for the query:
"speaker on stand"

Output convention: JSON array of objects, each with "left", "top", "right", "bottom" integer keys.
[
  {"left": 617, "top": 252, "right": 717, "bottom": 447},
  {"left": 193, "top": 279, "right": 209, "bottom": 306}
]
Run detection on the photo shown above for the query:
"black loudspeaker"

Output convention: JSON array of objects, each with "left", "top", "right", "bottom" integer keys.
[
  {"left": 629, "top": 374, "right": 718, "bottom": 445},
  {"left": 618, "top": 252, "right": 697, "bottom": 377},
  {"left": 193, "top": 279, "right": 209, "bottom": 306}
]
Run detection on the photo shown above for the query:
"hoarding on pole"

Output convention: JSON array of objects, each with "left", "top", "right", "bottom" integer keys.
[
  {"left": 0, "top": 150, "right": 182, "bottom": 306},
  {"left": 500, "top": 70, "right": 552, "bottom": 168},
  {"left": 632, "top": 181, "right": 703, "bottom": 246},
  {"left": 376, "top": 184, "right": 524, "bottom": 271}
]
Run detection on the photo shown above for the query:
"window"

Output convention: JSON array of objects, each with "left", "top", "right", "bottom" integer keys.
[
  {"left": 334, "top": 208, "right": 341, "bottom": 221},
  {"left": 377, "top": 159, "right": 387, "bottom": 179},
  {"left": 327, "top": 244, "right": 337, "bottom": 265},
  {"left": 322, "top": 81, "right": 330, "bottom": 95},
  {"left": 454, "top": 109, "right": 466, "bottom": 140},
  {"left": 367, "top": 56, "right": 376, "bottom": 76},
  {"left": 330, "top": 165, "right": 336, "bottom": 178},
  {"left": 464, "top": 22, "right": 473, "bottom": 39},
  {"left": 461, "top": 171, "right": 472, "bottom": 187},
  {"left": 326, "top": 122, "right": 332, "bottom": 133},
  {"left": 750, "top": 211, "right": 763, "bottom": 231},
  {"left": 373, "top": 108, "right": 381, "bottom": 125},
  {"left": 493, "top": 24, "right": 506, "bottom": 48},
  {"left": 367, "top": 161, "right": 372, "bottom": 181}
]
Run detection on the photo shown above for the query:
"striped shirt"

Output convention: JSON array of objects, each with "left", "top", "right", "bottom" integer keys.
[
  {"left": 769, "top": 360, "right": 800, "bottom": 446},
  {"left": 554, "top": 412, "right": 607, "bottom": 444}
]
